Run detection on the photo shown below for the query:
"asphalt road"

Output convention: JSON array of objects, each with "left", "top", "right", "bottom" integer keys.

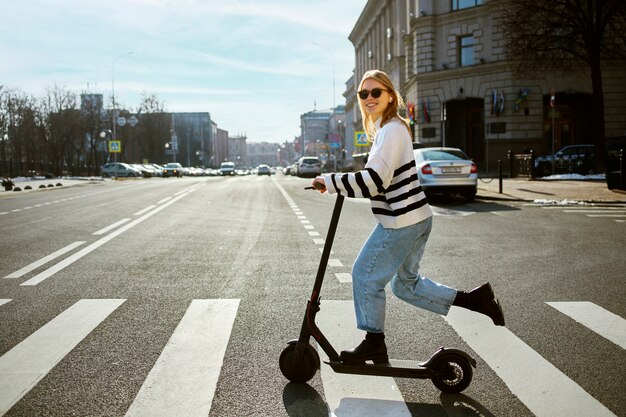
[{"left": 0, "top": 174, "right": 624, "bottom": 417}]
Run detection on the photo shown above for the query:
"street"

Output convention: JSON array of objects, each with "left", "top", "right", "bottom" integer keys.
[{"left": 1, "top": 174, "right": 625, "bottom": 417}]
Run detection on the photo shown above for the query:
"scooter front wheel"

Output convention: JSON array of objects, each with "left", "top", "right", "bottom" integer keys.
[
  {"left": 279, "top": 343, "right": 320, "bottom": 383},
  {"left": 431, "top": 353, "right": 473, "bottom": 393}
]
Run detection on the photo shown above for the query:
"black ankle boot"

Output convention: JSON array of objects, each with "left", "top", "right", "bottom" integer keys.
[
  {"left": 454, "top": 283, "right": 505, "bottom": 326},
  {"left": 340, "top": 332, "right": 389, "bottom": 364}
]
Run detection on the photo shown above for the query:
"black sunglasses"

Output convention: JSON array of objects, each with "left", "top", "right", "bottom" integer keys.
[{"left": 357, "top": 88, "right": 388, "bottom": 100}]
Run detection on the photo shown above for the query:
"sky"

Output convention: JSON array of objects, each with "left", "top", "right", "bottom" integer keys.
[{"left": 0, "top": 0, "right": 367, "bottom": 143}]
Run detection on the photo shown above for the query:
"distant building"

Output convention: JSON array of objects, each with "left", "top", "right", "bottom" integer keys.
[
  {"left": 228, "top": 134, "right": 247, "bottom": 167},
  {"left": 213, "top": 125, "right": 229, "bottom": 167},
  {"left": 171, "top": 112, "right": 212, "bottom": 167},
  {"left": 247, "top": 142, "right": 281, "bottom": 167},
  {"left": 300, "top": 106, "right": 347, "bottom": 171}
]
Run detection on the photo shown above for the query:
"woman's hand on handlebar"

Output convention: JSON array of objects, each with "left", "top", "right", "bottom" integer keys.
[{"left": 312, "top": 177, "right": 327, "bottom": 193}]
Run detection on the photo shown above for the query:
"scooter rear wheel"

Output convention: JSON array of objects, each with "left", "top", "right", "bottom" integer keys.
[
  {"left": 431, "top": 353, "right": 473, "bottom": 393},
  {"left": 279, "top": 343, "right": 320, "bottom": 383}
]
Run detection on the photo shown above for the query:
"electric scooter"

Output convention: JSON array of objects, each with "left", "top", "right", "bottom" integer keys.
[{"left": 279, "top": 191, "right": 476, "bottom": 393}]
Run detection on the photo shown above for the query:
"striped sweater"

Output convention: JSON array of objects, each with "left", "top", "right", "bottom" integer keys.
[{"left": 323, "top": 117, "right": 432, "bottom": 229}]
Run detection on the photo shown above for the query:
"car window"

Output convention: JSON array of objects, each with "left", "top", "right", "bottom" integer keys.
[{"left": 420, "top": 149, "right": 469, "bottom": 161}]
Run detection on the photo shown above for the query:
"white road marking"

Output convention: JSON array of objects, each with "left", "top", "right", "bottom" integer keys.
[
  {"left": 92, "top": 218, "right": 131, "bottom": 235},
  {"left": 313, "top": 238, "right": 325, "bottom": 245},
  {"left": 4, "top": 241, "right": 86, "bottom": 279},
  {"left": 133, "top": 205, "right": 156, "bottom": 216},
  {"left": 444, "top": 306, "right": 616, "bottom": 417},
  {"left": 21, "top": 191, "right": 193, "bottom": 286},
  {"left": 125, "top": 299, "right": 239, "bottom": 417},
  {"left": 547, "top": 302, "right": 626, "bottom": 349},
  {"left": 328, "top": 259, "right": 343, "bottom": 267},
  {"left": 317, "top": 300, "right": 411, "bottom": 416},
  {"left": 0, "top": 299, "right": 11, "bottom": 307},
  {"left": 334, "top": 273, "right": 352, "bottom": 283},
  {"left": 309, "top": 231, "right": 321, "bottom": 236},
  {"left": 0, "top": 299, "right": 126, "bottom": 415},
  {"left": 586, "top": 214, "right": 626, "bottom": 218}
]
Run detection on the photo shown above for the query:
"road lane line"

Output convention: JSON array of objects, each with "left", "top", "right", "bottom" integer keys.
[
  {"left": 586, "top": 214, "right": 626, "bottom": 218},
  {"left": 0, "top": 299, "right": 126, "bottom": 415},
  {"left": 328, "top": 259, "right": 343, "bottom": 267},
  {"left": 4, "top": 241, "right": 86, "bottom": 279},
  {"left": 125, "top": 299, "right": 239, "bottom": 417},
  {"left": 92, "top": 218, "right": 131, "bottom": 235},
  {"left": 334, "top": 273, "right": 352, "bottom": 283},
  {"left": 444, "top": 306, "right": 616, "bottom": 417},
  {"left": 133, "top": 205, "right": 156, "bottom": 216},
  {"left": 317, "top": 300, "right": 411, "bottom": 417},
  {"left": 546, "top": 302, "right": 626, "bottom": 349},
  {"left": 21, "top": 191, "right": 191, "bottom": 286},
  {"left": 0, "top": 299, "right": 11, "bottom": 307}
]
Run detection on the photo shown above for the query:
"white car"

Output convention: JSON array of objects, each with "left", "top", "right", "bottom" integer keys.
[
  {"left": 219, "top": 162, "right": 236, "bottom": 176},
  {"left": 296, "top": 157, "right": 322, "bottom": 178},
  {"left": 413, "top": 147, "right": 478, "bottom": 202}
]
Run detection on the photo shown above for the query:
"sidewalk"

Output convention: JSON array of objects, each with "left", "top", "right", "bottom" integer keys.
[
  {"left": 477, "top": 176, "right": 626, "bottom": 204},
  {"left": 1, "top": 176, "right": 104, "bottom": 195}
]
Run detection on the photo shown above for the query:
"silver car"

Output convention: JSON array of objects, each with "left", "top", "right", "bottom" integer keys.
[
  {"left": 101, "top": 162, "right": 142, "bottom": 178},
  {"left": 413, "top": 147, "right": 477, "bottom": 201}
]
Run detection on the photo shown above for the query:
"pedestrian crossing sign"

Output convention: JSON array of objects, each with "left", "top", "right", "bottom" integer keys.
[
  {"left": 355, "top": 131, "right": 368, "bottom": 147},
  {"left": 109, "top": 140, "right": 121, "bottom": 153}
]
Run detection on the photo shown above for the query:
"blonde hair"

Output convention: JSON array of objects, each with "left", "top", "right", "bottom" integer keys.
[{"left": 358, "top": 69, "right": 411, "bottom": 141}]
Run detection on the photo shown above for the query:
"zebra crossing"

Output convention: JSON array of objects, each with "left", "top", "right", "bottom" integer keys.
[
  {"left": 1, "top": 297, "right": 623, "bottom": 416},
  {"left": 527, "top": 203, "right": 626, "bottom": 223}
]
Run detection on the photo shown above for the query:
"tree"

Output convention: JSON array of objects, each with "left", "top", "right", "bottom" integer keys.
[
  {"left": 497, "top": 0, "right": 626, "bottom": 170},
  {"left": 37, "top": 85, "right": 81, "bottom": 175},
  {"left": 137, "top": 93, "right": 170, "bottom": 163}
]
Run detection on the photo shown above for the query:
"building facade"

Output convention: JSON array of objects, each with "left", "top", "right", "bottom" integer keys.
[
  {"left": 247, "top": 141, "right": 281, "bottom": 167},
  {"left": 348, "top": 0, "right": 626, "bottom": 173},
  {"left": 171, "top": 112, "right": 212, "bottom": 167}
]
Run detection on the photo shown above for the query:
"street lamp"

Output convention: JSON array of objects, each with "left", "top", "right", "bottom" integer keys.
[
  {"left": 100, "top": 130, "right": 112, "bottom": 163},
  {"left": 111, "top": 51, "right": 133, "bottom": 162}
]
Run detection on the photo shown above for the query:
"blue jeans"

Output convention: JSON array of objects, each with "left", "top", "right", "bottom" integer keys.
[{"left": 351, "top": 217, "right": 457, "bottom": 333}]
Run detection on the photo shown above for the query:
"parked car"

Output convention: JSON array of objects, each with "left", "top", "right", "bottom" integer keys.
[
  {"left": 257, "top": 164, "right": 271, "bottom": 176},
  {"left": 101, "top": 162, "right": 142, "bottom": 178},
  {"left": 534, "top": 144, "right": 596, "bottom": 177},
  {"left": 296, "top": 157, "right": 322, "bottom": 178},
  {"left": 219, "top": 162, "right": 236, "bottom": 176},
  {"left": 413, "top": 147, "right": 478, "bottom": 202},
  {"left": 130, "top": 163, "right": 154, "bottom": 178},
  {"left": 162, "top": 162, "right": 184, "bottom": 177}
]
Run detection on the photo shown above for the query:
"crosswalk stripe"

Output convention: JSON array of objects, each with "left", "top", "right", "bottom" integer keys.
[
  {"left": 125, "top": 299, "right": 240, "bottom": 417},
  {"left": 4, "top": 241, "right": 85, "bottom": 279},
  {"left": 334, "top": 273, "right": 352, "bottom": 283},
  {"left": 444, "top": 307, "right": 616, "bottom": 417},
  {"left": 0, "top": 299, "right": 126, "bottom": 415},
  {"left": 0, "top": 299, "right": 11, "bottom": 307},
  {"left": 546, "top": 302, "right": 626, "bottom": 349},
  {"left": 317, "top": 300, "right": 411, "bottom": 416}
]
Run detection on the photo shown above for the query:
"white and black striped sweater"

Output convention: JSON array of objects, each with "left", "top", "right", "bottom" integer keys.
[{"left": 322, "top": 117, "right": 433, "bottom": 229}]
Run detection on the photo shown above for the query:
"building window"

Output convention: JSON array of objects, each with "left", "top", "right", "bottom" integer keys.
[
  {"left": 459, "top": 35, "right": 475, "bottom": 66},
  {"left": 452, "top": 0, "right": 483, "bottom": 11}
]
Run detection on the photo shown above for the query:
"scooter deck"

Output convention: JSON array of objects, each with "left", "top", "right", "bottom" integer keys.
[{"left": 326, "top": 359, "right": 436, "bottom": 379}]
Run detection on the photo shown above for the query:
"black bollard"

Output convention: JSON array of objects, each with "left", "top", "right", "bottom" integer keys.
[{"left": 498, "top": 160, "right": 503, "bottom": 194}]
